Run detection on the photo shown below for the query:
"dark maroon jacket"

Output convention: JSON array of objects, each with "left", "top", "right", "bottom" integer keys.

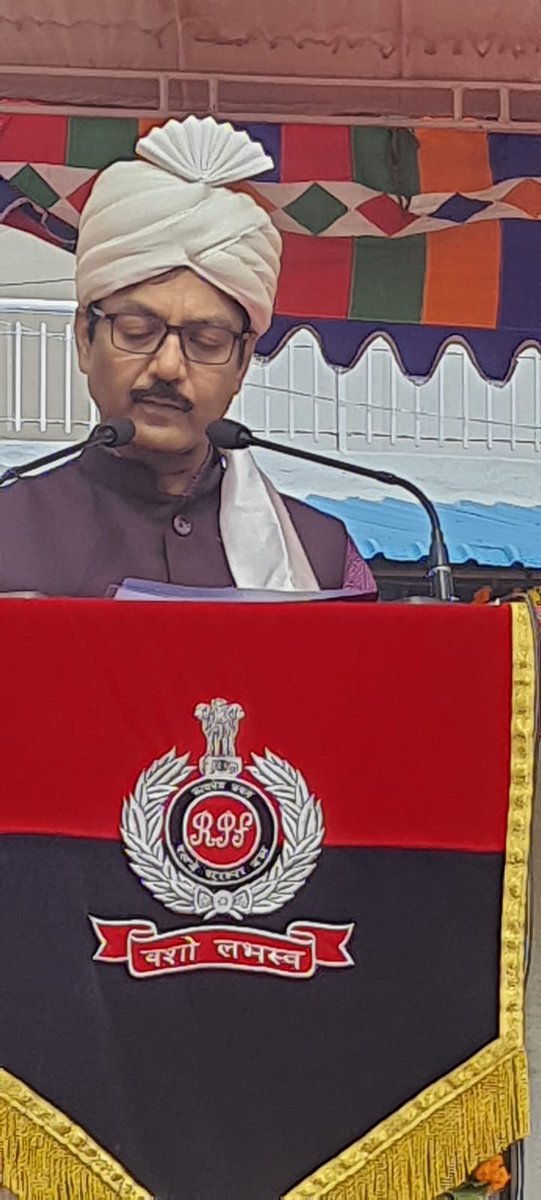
[{"left": 0, "top": 446, "right": 376, "bottom": 598}]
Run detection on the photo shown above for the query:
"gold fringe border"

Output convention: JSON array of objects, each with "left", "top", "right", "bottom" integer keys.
[
  {"left": 0, "top": 1068, "right": 151, "bottom": 1199},
  {"left": 283, "top": 600, "right": 537, "bottom": 1200}
]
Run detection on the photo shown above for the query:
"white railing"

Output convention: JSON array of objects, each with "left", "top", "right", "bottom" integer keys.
[
  {"left": 236, "top": 337, "right": 541, "bottom": 458},
  {"left": 1, "top": 298, "right": 541, "bottom": 457},
  {"left": 0, "top": 299, "right": 97, "bottom": 437}
]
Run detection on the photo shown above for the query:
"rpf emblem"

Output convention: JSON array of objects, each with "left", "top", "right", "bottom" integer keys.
[
  {"left": 91, "top": 700, "right": 354, "bottom": 979},
  {"left": 121, "top": 698, "right": 324, "bottom": 921}
]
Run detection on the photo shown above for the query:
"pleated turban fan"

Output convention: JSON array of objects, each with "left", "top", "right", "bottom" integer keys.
[{"left": 75, "top": 117, "right": 283, "bottom": 336}]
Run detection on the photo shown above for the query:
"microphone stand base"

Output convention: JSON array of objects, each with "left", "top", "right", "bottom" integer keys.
[{"left": 391, "top": 596, "right": 459, "bottom": 605}]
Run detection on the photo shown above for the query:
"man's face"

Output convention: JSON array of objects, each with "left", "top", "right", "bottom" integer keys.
[{"left": 75, "top": 269, "right": 256, "bottom": 458}]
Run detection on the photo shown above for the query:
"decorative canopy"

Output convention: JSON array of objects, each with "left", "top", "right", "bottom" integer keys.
[{"left": 0, "top": 113, "right": 540, "bottom": 380}]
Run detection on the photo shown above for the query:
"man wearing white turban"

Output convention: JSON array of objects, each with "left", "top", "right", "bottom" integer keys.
[{"left": 0, "top": 116, "right": 376, "bottom": 598}]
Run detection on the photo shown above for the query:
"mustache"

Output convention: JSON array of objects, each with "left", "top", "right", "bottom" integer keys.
[{"left": 131, "top": 382, "right": 193, "bottom": 411}]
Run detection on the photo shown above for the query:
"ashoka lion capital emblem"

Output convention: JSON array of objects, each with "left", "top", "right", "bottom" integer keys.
[
  {"left": 120, "top": 699, "right": 324, "bottom": 922},
  {"left": 194, "top": 697, "right": 245, "bottom": 777}
]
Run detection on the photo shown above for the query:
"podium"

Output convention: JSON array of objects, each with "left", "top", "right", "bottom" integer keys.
[{"left": 0, "top": 598, "right": 536, "bottom": 1200}]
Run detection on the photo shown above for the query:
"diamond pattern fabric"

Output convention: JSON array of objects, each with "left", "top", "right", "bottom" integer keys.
[
  {"left": 432, "top": 193, "right": 492, "bottom": 223},
  {"left": 284, "top": 184, "right": 348, "bottom": 234},
  {"left": 357, "top": 195, "right": 418, "bottom": 235},
  {"left": 503, "top": 180, "right": 541, "bottom": 218},
  {"left": 10, "top": 164, "right": 59, "bottom": 210}
]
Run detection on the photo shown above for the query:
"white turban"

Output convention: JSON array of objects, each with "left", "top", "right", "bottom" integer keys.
[{"left": 75, "top": 116, "right": 282, "bottom": 335}]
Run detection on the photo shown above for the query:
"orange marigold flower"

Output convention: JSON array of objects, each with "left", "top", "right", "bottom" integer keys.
[
  {"left": 488, "top": 1166, "right": 511, "bottom": 1193},
  {"left": 474, "top": 1154, "right": 510, "bottom": 1192},
  {"left": 472, "top": 586, "right": 493, "bottom": 605}
]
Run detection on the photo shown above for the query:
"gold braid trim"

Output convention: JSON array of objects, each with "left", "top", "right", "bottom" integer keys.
[
  {"left": 284, "top": 600, "right": 536, "bottom": 1200},
  {"left": 0, "top": 1070, "right": 152, "bottom": 1198}
]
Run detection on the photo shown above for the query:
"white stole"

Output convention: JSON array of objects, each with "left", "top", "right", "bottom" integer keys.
[{"left": 218, "top": 449, "right": 320, "bottom": 592}]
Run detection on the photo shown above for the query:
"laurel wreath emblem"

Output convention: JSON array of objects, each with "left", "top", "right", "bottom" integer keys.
[{"left": 120, "top": 748, "right": 324, "bottom": 922}]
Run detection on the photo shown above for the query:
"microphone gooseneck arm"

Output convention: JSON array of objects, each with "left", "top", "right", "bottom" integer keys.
[
  {"left": 207, "top": 418, "right": 455, "bottom": 602},
  {"left": 0, "top": 418, "right": 136, "bottom": 486}
]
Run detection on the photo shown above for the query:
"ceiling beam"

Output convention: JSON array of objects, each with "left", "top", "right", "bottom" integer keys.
[{"left": 0, "top": 69, "right": 540, "bottom": 132}]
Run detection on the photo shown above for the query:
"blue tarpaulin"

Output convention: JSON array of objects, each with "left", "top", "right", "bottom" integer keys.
[{"left": 308, "top": 496, "right": 541, "bottom": 568}]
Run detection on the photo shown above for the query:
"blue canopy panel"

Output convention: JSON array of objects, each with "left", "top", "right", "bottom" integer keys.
[
  {"left": 307, "top": 496, "right": 541, "bottom": 569},
  {"left": 258, "top": 319, "right": 541, "bottom": 384}
]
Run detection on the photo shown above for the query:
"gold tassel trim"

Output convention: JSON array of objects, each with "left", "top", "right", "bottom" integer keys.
[
  {"left": 284, "top": 601, "right": 536, "bottom": 1200},
  {"left": 283, "top": 1048, "right": 529, "bottom": 1199},
  {"left": 0, "top": 1068, "right": 151, "bottom": 1200}
]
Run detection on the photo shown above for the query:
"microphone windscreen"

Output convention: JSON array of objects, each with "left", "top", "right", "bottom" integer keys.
[
  {"left": 95, "top": 418, "right": 136, "bottom": 448},
  {"left": 207, "top": 419, "right": 251, "bottom": 450}
]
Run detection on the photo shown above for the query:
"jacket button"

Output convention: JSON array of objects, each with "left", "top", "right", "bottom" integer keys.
[{"left": 172, "top": 514, "right": 192, "bottom": 537}]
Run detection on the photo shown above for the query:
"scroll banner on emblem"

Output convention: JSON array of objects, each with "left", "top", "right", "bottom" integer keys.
[
  {"left": 0, "top": 599, "right": 536, "bottom": 1200},
  {"left": 91, "top": 918, "right": 354, "bottom": 978}
]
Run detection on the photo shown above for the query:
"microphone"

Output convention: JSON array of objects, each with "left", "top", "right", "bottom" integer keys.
[
  {"left": 207, "top": 417, "right": 455, "bottom": 602},
  {"left": 0, "top": 418, "right": 136, "bottom": 486}
]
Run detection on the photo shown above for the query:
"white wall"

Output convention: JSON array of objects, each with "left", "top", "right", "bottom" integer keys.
[{"left": 0, "top": 226, "right": 75, "bottom": 301}]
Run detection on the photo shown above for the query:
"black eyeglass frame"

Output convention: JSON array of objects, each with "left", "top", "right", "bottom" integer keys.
[{"left": 88, "top": 304, "right": 252, "bottom": 364}]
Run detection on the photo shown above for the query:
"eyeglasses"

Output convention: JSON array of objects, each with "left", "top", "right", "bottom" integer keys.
[{"left": 89, "top": 305, "right": 250, "bottom": 365}]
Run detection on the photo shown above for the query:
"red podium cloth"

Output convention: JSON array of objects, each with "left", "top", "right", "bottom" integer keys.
[{"left": 0, "top": 600, "right": 534, "bottom": 1200}]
